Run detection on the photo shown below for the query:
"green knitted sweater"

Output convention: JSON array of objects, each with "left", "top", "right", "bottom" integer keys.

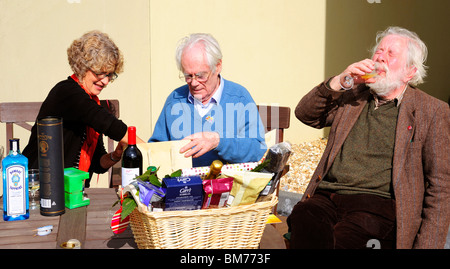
[{"left": 319, "top": 97, "right": 399, "bottom": 199}]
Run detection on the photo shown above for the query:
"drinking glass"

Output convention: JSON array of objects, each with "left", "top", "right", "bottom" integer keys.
[
  {"left": 342, "top": 70, "right": 378, "bottom": 90},
  {"left": 28, "top": 169, "right": 40, "bottom": 210}
]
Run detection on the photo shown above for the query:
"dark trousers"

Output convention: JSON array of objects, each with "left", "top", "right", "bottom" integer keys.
[{"left": 287, "top": 191, "right": 396, "bottom": 249}]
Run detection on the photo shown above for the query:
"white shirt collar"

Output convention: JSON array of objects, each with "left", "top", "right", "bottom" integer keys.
[{"left": 188, "top": 75, "right": 224, "bottom": 117}]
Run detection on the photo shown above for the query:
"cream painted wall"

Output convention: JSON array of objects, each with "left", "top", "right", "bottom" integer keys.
[
  {"left": 0, "top": 0, "right": 152, "bottom": 188},
  {"left": 1, "top": 0, "right": 327, "bottom": 189}
]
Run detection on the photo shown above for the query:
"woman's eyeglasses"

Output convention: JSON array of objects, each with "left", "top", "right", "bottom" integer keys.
[{"left": 91, "top": 70, "right": 118, "bottom": 82}]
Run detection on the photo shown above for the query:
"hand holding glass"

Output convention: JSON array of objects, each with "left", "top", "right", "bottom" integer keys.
[{"left": 341, "top": 70, "right": 378, "bottom": 90}]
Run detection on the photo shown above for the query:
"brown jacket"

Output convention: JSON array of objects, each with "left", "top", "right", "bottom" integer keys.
[{"left": 296, "top": 79, "right": 450, "bottom": 249}]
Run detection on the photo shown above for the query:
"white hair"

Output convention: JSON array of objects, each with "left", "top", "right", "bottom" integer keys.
[
  {"left": 175, "top": 33, "right": 223, "bottom": 73},
  {"left": 371, "top": 26, "right": 428, "bottom": 86}
]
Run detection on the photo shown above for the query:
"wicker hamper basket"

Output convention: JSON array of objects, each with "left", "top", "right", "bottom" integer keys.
[{"left": 124, "top": 185, "right": 278, "bottom": 249}]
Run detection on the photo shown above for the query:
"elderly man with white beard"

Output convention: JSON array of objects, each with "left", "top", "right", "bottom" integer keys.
[{"left": 287, "top": 26, "right": 450, "bottom": 249}]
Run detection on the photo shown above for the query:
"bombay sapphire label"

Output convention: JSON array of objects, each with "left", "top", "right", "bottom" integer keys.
[{"left": 6, "top": 165, "right": 26, "bottom": 215}]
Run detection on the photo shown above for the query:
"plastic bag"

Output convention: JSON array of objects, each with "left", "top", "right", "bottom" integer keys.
[
  {"left": 265, "top": 142, "right": 292, "bottom": 173},
  {"left": 137, "top": 179, "right": 166, "bottom": 206},
  {"left": 224, "top": 171, "right": 273, "bottom": 206},
  {"left": 202, "top": 177, "right": 233, "bottom": 209}
]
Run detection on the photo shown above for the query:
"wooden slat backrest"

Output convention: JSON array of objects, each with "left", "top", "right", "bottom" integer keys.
[
  {"left": 0, "top": 102, "right": 42, "bottom": 123},
  {"left": 0, "top": 102, "right": 42, "bottom": 151},
  {"left": 100, "top": 99, "right": 120, "bottom": 165},
  {"left": 258, "top": 105, "right": 291, "bottom": 214},
  {"left": 0, "top": 100, "right": 119, "bottom": 150},
  {"left": 257, "top": 105, "right": 291, "bottom": 143}
]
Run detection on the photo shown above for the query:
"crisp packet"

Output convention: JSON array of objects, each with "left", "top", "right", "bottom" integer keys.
[
  {"left": 137, "top": 179, "right": 166, "bottom": 207},
  {"left": 202, "top": 177, "right": 233, "bottom": 209},
  {"left": 224, "top": 171, "right": 273, "bottom": 206}
]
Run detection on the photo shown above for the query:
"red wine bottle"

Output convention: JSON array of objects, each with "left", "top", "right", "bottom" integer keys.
[{"left": 121, "top": 126, "right": 142, "bottom": 187}]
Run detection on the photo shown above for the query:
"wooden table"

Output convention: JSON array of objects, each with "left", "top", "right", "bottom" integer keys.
[
  {"left": 0, "top": 188, "right": 135, "bottom": 249},
  {"left": 0, "top": 188, "right": 285, "bottom": 249}
]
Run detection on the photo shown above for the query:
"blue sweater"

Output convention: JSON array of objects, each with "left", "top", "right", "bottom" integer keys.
[{"left": 149, "top": 78, "right": 267, "bottom": 167}]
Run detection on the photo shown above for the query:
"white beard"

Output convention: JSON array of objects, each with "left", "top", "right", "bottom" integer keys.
[{"left": 368, "top": 63, "right": 406, "bottom": 97}]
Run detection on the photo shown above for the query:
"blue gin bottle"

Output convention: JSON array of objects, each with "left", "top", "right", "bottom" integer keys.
[{"left": 2, "top": 138, "right": 29, "bottom": 221}]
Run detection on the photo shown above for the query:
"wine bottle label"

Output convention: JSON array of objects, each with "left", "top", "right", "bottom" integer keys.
[
  {"left": 5, "top": 165, "right": 27, "bottom": 216},
  {"left": 122, "top": 167, "right": 140, "bottom": 187}
]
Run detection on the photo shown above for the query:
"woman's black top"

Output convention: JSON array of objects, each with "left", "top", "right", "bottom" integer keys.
[{"left": 23, "top": 76, "right": 127, "bottom": 184}]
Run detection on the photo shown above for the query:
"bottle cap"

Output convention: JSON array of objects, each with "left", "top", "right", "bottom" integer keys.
[
  {"left": 205, "top": 160, "right": 223, "bottom": 179},
  {"left": 9, "top": 138, "right": 19, "bottom": 152},
  {"left": 128, "top": 126, "right": 136, "bottom": 145},
  {"left": 210, "top": 160, "right": 223, "bottom": 171},
  {"left": 147, "top": 166, "right": 157, "bottom": 172}
]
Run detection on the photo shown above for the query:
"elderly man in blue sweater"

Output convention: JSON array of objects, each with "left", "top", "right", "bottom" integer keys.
[{"left": 149, "top": 33, "right": 267, "bottom": 167}]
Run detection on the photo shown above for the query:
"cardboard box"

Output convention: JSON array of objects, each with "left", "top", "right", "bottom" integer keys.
[
  {"left": 162, "top": 176, "right": 203, "bottom": 211},
  {"left": 63, "top": 168, "right": 90, "bottom": 209}
]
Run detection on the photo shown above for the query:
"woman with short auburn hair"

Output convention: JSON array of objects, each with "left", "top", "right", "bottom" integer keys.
[{"left": 23, "top": 30, "right": 137, "bottom": 187}]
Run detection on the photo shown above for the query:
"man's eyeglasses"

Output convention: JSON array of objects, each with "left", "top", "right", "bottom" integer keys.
[
  {"left": 179, "top": 71, "right": 210, "bottom": 83},
  {"left": 91, "top": 70, "right": 118, "bottom": 82}
]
